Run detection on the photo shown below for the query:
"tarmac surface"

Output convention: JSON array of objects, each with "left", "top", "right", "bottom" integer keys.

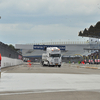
[{"left": 0, "top": 62, "right": 100, "bottom": 100}]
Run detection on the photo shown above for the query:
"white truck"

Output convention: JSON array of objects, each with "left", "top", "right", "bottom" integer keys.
[{"left": 42, "top": 47, "right": 62, "bottom": 67}]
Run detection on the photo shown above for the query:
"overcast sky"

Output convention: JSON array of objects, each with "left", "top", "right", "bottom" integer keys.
[{"left": 0, "top": 0, "right": 100, "bottom": 45}]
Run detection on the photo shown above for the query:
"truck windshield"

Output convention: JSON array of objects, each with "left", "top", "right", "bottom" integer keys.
[{"left": 50, "top": 54, "right": 61, "bottom": 57}]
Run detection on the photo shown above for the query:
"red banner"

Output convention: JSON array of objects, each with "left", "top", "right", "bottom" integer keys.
[
  {"left": 0, "top": 54, "right": 1, "bottom": 61},
  {"left": 18, "top": 55, "right": 22, "bottom": 60}
]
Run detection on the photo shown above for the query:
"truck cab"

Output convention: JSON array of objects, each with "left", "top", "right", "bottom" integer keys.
[{"left": 42, "top": 47, "right": 62, "bottom": 67}]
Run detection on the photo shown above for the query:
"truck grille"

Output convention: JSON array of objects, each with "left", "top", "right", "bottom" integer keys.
[{"left": 54, "top": 59, "right": 58, "bottom": 63}]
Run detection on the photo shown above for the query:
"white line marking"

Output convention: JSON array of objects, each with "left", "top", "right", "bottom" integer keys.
[
  {"left": 1, "top": 71, "right": 7, "bottom": 73},
  {"left": 0, "top": 89, "right": 77, "bottom": 95}
]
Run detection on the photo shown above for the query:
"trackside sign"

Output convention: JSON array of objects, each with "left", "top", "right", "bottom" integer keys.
[{"left": 33, "top": 45, "right": 65, "bottom": 50}]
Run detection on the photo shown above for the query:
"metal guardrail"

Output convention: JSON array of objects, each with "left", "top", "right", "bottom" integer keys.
[
  {"left": 26, "top": 41, "right": 100, "bottom": 45},
  {"left": 26, "top": 41, "right": 94, "bottom": 45}
]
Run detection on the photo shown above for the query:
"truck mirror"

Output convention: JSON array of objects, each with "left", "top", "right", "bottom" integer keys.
[{"left": 44, "top": 47, "right": 47, "bottom": 51}]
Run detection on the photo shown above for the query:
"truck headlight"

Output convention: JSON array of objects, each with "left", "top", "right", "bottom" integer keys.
[{"left": 51, "top": 62, "right": 53, "bottom": 64}]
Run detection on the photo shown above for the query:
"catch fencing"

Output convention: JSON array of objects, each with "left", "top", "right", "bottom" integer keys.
[{"left": 0, "top": 41, "right": 22, "bottom": 59}]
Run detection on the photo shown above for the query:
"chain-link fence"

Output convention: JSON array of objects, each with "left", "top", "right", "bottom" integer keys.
[{"left": 0, "top": 41, "right": 22, "bottom": 59}]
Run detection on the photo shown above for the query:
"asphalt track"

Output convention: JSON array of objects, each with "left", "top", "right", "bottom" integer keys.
[{"left": 0, "top": 63, "right": 100, "bottom": 100}]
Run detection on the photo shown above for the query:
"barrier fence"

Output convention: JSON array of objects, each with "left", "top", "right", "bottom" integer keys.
[
  {"left": 0, "top": 41, "right": 22, "bottom": 59},
  {"left": 26, "top": 41, "right": 100, "bottom": 45}
]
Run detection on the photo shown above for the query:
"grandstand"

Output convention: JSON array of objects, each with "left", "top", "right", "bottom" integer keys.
[
  {"left": 78, "top": 21, "right": 100, "bottom": 63},
  {"left": 15, "top": 40, "right": 100, "bottom": 63}
]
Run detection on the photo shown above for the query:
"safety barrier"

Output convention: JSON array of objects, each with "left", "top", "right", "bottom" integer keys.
[{"left": 1, "top": 57, "right": 23, "bottom": 68}]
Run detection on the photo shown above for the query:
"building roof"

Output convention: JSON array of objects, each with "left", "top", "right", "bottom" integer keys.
[{"left": 78, "top": 21, "right": 100, "bottom": 38}]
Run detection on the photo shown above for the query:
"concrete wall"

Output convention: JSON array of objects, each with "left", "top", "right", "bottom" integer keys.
[{"left": 1, "top": 57, "right": 23, "bottom": 68}]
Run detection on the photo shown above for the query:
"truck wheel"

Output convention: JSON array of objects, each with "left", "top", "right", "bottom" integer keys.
[
  {"left": 42, "top": 61, "right": 45, "bottom": 66},
  {"left": 47, "top": 62, "right": 50, "bottom": 67},
  {"left": 58, "top": 65, "right": 61, "bottom": 67}
]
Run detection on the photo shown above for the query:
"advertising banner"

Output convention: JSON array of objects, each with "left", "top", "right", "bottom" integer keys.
[
  {"left": 18, "top": 55, "right": 22, "bottom": 60},
  {"left": 33, "top": 45, "right": 65, "bottom": 50}
]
